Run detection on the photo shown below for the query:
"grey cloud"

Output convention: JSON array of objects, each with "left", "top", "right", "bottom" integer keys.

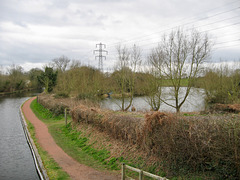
[{"left": 0, "top": 0, "right": 239, "bottom": 70}]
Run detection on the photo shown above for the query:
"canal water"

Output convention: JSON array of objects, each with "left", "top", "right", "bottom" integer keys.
[
  {"left": 0, "top": 93, "right": 39, "bottom": 179},
  {"left": 101, "top": 87, "right": 205, "bottom": 112}
]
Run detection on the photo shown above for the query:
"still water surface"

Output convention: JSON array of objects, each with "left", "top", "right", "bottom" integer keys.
[
  {"left": 101, "top": 87, "right": 205, "bottom": 112},
  {"left": 0, "top": 93, "right": 39, "bottom": 179}
]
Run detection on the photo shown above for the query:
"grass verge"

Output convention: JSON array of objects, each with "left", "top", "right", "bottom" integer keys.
[
  {"left": 30, "top": 99, "right": 121, "bottom": 173},
  {"left": 25, "top": 118, "right": 70, "bottom": 179}
]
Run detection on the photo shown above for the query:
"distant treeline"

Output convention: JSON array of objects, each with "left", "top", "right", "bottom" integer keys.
[
  {"left": 0, "top": 64, "right": 42, "bottom": 94},
  {"left": 52, "top": 60, "right": 240, "bottom": 106},
  {"left": 1, "top": 58, "right": 240, "bottom": 108}
]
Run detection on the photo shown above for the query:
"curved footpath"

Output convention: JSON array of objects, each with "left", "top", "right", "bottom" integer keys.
[{"left": 22, "top": 97, "right": 120, "bottom": 180}]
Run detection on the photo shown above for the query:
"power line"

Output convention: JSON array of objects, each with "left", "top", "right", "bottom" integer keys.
[
  {"left": 215, "top": 39, "right": 240, "bottom": 45},
  {"left": 141, "top": 39, "right": 240, "bottom": 53},
  {"left": 214, "top": 40, "right": 240, "bottom": 49},
  {"left": 107, "top": 30, "right": 240, "bottom": 51},
  {"left": 201, "top": 21, "right": 240, "bottom": 33},
  {"left": 107, "top": 16, "right": 240, "bottom": 51},
  {"left": 100, "top": 1, "right": 240, "bottom": 61},
  {"left": 107, "top": 22, "right": 240, "bottom": 57},
  {"left": 215, "top": 44, "right": 240, "bottom": 49},
  {"left": 108, "top": 14, "right": 239, "bottom": 50},
  {"left": 108, "top": 35, "right": 240, "bottom": 59},
  {"left": 121, "top": 18, "right": 240, "bottom": 49},
  {"left": 107, "top": 5, "right": 240, "bottom": 48},
  {"left": 212, "top": 31, "right": 240, "bottom": 39}
]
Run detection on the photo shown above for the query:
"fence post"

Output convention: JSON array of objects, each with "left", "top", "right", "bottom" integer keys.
[
  {"left": 122, "top": 163, "right": 125, "bottom": 180},
  {"left": 65, "top": 108, "right": 67, "bottom": 127},
  {"left": 139, "top": 170, "right": 143, "bottom": 180}
]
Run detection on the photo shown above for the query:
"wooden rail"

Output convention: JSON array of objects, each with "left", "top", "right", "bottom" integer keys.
[{"left": 122, "top": 163, "right": 168, "bottom": 180}]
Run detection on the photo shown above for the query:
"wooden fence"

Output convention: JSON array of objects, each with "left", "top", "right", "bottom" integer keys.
[{"left": 122, "top": 163, "right": 168, "bottom": 180}]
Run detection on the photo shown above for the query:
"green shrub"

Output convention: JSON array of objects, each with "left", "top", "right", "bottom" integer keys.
[{"left": 201, "top": 64, "right": 240, "bottom": 104}]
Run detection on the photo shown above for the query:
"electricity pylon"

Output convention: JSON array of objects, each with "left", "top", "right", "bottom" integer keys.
[{"left": 93, "top": 42, "right": 108, "bottom": 72}]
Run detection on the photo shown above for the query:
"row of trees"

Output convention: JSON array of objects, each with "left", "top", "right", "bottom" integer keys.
[
  {"left": 1, "top": 28, "right": 239, "bottom": 112},
  {"left": 0, "top": 64, "right": 58, "bottom": 94}
]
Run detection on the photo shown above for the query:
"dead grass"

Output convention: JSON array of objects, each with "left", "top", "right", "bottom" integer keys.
[
  {"left": 71, "top": 105, "right": 145, "bottom": 145},
  {"left": 209, "top": 103, "right": 240, "bottom": 113},
  {"left": 38, "top": 93, "right": 100, "bottom": 115}
]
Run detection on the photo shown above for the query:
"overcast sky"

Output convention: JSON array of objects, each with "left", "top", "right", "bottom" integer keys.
[{"left": 0, "top": 0, "right": 239, "bottom": 72}]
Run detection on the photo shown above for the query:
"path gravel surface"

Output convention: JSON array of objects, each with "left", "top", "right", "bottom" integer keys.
[{"left": 22, "top": 97, "right": 120, "bottom": 180}]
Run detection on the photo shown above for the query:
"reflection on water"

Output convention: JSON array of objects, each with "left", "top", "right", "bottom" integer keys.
[
  {"left": 0, "top": 95, "right": 39, "bottom": 179},
  {"left": 101, "top": 87, "right": 205, "bottom": 112},
  {"left": 0, "top": 89, "right": 42, "bottom": 98}
]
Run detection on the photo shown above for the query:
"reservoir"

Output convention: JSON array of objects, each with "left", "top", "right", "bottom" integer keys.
[
  {"left": 101, "top": 87, "right": 205, "bottom": 112},
  {"left": 0, "top": 94, "right": 39, "bottom": 180}
]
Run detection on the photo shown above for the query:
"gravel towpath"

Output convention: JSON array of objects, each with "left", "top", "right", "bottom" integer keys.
[{"left": 22, "top": 97, "right": 120, "bottom": 180}]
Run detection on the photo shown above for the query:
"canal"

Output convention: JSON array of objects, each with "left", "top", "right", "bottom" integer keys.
[{"left": 0, "top": 94, "right": 39, "bottom": 179}]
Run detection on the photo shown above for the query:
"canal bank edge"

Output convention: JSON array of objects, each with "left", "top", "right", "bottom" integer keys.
[{"left": 20, "top": 98, "right": 49, "bottom": 180}]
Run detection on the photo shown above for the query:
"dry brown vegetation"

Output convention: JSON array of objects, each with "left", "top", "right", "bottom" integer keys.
[
  {"left": 71, "top": 104, "right": 145, "bottom": 145},
  {"left": 38, "top": 93, "right": 240, "bottom": 178},
  {"left": 37, "top": 93, "right": 100, "bottom": 115},
  {"left": 209, "top": 103, "right": 240, "bottom": 114}
]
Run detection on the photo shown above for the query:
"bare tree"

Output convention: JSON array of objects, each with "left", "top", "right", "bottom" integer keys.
[
  {"left": 130, "top": 44, "right": 142, "bottom": 109},
  {"left": 69, "top": 60, "right": 82, "bottom": 69},
  {"left": 114, "top": 45, "right": 131, "bottom": 111},
  {"left": 130, "top": 44, "right": 142, "bottom": 73},
  {"left": 154, "top": 28, "right": 212, "bottom": 112},
  {"left": 52, "top": 55, "right": 71, "bottom": 72},
  {"left": 114, "top": 44, "right": 142, "bottom": 111},
  {"left": 145, "top": 48, "right": 164, "bottom": 111}
]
